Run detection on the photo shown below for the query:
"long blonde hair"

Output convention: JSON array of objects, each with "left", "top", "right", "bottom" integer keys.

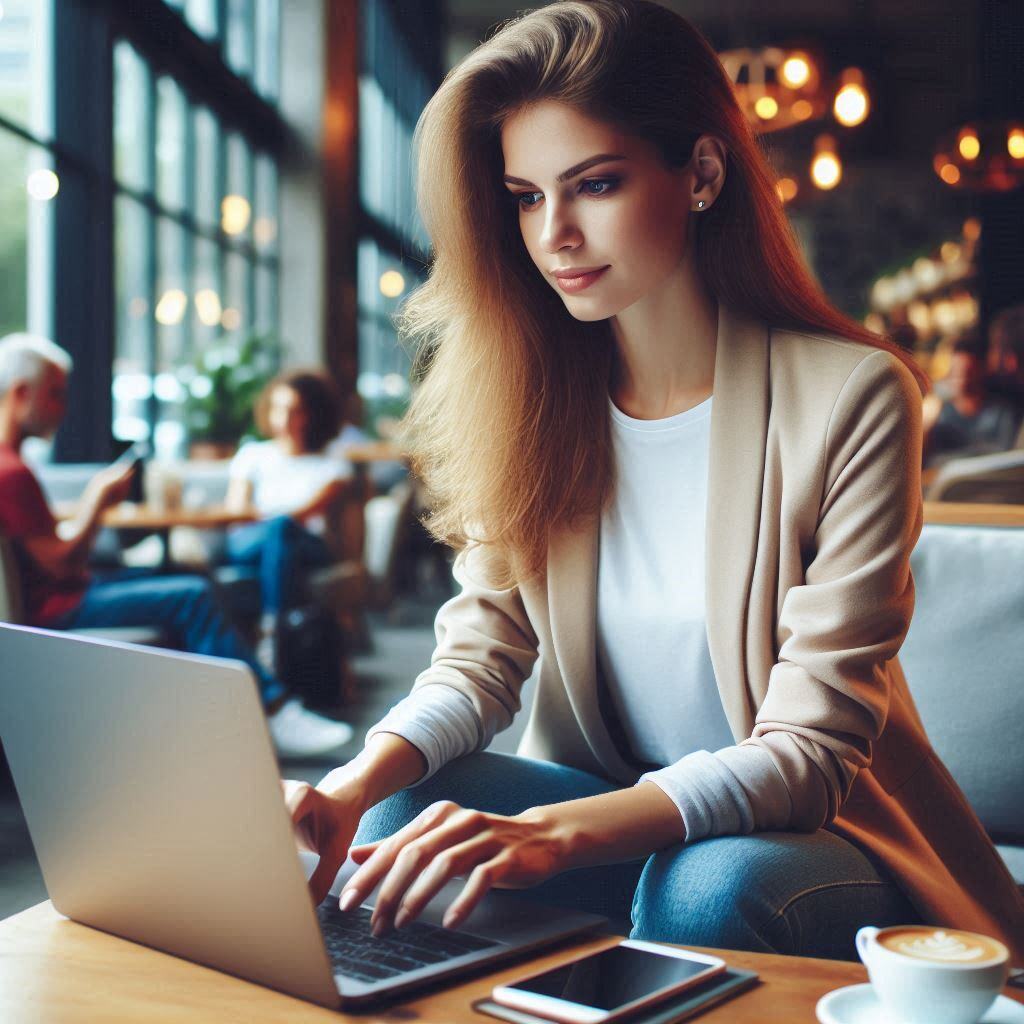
[{"left": 397, "top": 0, "right": 928, "bottom": 585}]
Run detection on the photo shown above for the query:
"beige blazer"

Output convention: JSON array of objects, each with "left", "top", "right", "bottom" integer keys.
[{"left": 413, "top": 303, "right": 1024, "bottom": 960}]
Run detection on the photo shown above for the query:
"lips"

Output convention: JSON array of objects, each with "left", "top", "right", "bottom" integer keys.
[{"left": 553, "top": 266, "right": 610, "bottom": 294}]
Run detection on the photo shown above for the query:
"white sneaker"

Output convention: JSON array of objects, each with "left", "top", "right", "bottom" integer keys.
[{"left": 267, "top": 698, "right": 355, "bottom": 759}]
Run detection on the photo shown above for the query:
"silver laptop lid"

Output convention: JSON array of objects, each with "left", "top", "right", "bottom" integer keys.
[{"left": 0, "top": 624, "right": 340, "bottom": 1009}]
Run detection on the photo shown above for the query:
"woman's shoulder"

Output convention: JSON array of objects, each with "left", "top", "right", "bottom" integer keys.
[{"left": 768, "top": 325, "right": 920, "bottom": 405}]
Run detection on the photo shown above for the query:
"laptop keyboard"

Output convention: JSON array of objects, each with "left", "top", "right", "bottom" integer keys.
[{"left": 316, "top": 902, "right": 501, "bottom": 983}]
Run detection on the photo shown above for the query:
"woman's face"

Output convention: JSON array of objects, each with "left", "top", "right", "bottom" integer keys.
[
  {"left": 501, "top": 100, "right": 695, "bottom": 322},
  {"left": 267, "top": 385, "right": 308, "bottom": 446}
]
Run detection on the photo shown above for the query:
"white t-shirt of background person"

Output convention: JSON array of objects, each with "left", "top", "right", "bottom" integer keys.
[{"left": 229, "top": 440, "right": 353, "bottom": 535}]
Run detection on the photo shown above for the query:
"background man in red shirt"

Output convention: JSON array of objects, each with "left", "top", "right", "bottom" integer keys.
[{"left": 0, "top": 333, "right": 353, "bottom": 759}]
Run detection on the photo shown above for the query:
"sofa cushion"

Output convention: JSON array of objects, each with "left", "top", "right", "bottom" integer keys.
[{"left": 901, "top": 523, "right": 1024, "bottom": 843}]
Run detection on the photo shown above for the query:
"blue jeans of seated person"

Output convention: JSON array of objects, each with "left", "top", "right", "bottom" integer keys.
[
  {"left": 225, "top": 515, "right": 332, "bottom": 615},
  {"left": 352, "top": 750, "right": 922, "bottom": 961},
  {"left": 48, "top": 574, "right": 287, "bottom": 708}
]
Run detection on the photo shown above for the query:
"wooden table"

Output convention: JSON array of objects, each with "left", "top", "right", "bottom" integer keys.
[
  {"left": 98, "top": 502, "right": 257, "bottom": 532},
  {"left": 5, "top": 901, "right": 1019, "bottom": 1023}
]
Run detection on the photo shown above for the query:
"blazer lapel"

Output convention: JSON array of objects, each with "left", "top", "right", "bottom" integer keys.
[
  {"left": 705, "top": 304, "right": 771, "bottom": 739},
  {"left": 546, "top": 303, "right": 771, "bottom": 774},
  {"left": 547, "top": 513, "right": 641, "bottom": 779}
]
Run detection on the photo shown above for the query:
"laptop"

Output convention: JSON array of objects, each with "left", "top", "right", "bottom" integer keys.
[{"left": 0, "top": 623, "right": 606, "bottom": 1009}]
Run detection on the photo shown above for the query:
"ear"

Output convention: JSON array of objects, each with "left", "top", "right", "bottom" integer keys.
[{"left": 689, "top": 135, "right": 727, "bottom": 212}]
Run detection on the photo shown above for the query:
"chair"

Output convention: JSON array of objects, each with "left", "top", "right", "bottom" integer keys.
[
  {"left": 897, "top": 502, "right": 1024, "bottom": 885},
  {"left": 0, "top": 534, "right": 164, "bottom": 646},
  {"left": 925, "top": 449, "right": 1024, "bottom": 504}
]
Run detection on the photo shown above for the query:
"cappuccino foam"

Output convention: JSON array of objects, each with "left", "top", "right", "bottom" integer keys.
[{"left": 878, "top": 927, "right": 1006, "bottom": 965}]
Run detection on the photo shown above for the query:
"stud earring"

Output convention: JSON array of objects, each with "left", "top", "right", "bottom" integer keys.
[{"left": 696, "top": 200, "right": 706, "bottom": 209}]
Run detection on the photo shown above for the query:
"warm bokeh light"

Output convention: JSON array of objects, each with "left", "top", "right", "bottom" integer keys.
[
  {"left": 938, "top": 162, "right": 961, "bottom": 185},
  {"left": 958, "top": 132, "right": 981, "bottom": 161},
  {"left": 194, "top": 288, "right": 222, "bottom": 327},
  {"left": 907, "top": 300, "right": 933, "bottom": 336},
  {"left": 26, "top": 168, "right": 59, "bottom": 201},
  {"left": 912, "top": 257, "right": 941, "bottom": 290},
  {"left": 871, "top": 278, "right": 895, "bottom": 311},
  {"left": 221, "top": 307, "right": 241, "bottom": 331},
  {"left": 962, "top": 217, "right": 981, "bottom": 241},
  {"left": 776, "top": 177, "right": 798, "bottom": 202},
  {"left": 379, "top": 270, "right": 406, "bottom": 298},
  {"left": 863, "top": 312, "right": 885, "bottom": 334},
  {"left": 754, "top": 96, "right": 778, "bottom": 120},
  {"left": 1008, "top": 129, "right": 1024, "bottom": 159},
  {"left": 792, "top": 99, "right": 814, "bottom": 121},
  {"left": 220, "top": 195, "right": 251, "bottom": 235},
  {"left": 811, "top": 138, "right": 842, "bottom": 190},
  {"left": 155, "top": 289, "right": 187, "bottom": 326},
  {"left": 253, "top": 216, "right": 277, "bottom": 247},
  {"left": 940, "top": 241, "right": 962, "bottom": 264},
  {"left": 833, "top": 83, "right": 869, "bottom": 127},
  {"left": 781, "top": 55, "right": 811, "bottom": 88}
]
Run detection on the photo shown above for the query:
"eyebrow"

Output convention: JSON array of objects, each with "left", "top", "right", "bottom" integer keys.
[{"left": 503, "top": 153, "right": 627, "bottom": 187}]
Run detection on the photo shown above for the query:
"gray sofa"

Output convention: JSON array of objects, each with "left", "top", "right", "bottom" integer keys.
[{"left": 901, "top": 513, "right": 1024, "bottom": 884}]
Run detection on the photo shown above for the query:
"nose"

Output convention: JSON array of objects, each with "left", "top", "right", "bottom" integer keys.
[{"left": 538, "top": 198, "right": 582, "bottom": 254}]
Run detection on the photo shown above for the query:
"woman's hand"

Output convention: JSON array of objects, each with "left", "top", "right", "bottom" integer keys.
[
  {"left": 340, "top": 801, "right": 569, "bottom": 935},
  {"left": 281, "top": 777, "right": 368, "bottom": 906}
]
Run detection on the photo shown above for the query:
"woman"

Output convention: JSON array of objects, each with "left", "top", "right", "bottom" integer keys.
[
  {"left": 284, "top": 0, "right": 1024, "bottom": 960},
  {"left": 226, "top": 370, "right": 352, "bottom": 671}
]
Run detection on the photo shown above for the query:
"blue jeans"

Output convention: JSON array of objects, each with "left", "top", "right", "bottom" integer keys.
[
  {"left": 225, "top": 516, "right": 332, "bottom": 615},
  {"left": 353, "top": 751, "right": 921, "bottom": 960},
  {"left": 49, "top": 574, "right": 286, "bottom": 708}
]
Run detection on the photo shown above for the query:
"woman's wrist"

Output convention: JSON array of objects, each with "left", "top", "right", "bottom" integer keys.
[
  {"left": 520, "top": 781, "right": 687, "bottom": 873},
  {"left": 316, "top": 732, "right": 428, "bottom": 812}
]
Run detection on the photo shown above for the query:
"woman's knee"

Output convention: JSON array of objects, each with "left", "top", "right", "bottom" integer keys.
[
  {"left": 631, "top": 834, "right": 781, "bottom": 952},
  {"left": 629, "top": 830, "right": 913, "bottom": 958}
]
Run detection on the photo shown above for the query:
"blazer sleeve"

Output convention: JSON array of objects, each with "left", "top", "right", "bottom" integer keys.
[
  {"left": 742, "top": 347, "right": 925, "bottom": 830},
  {"left": 640, "top": 348, "right": 924, "bottom": 839},
  {"left": 402, "top": 540, "right": 541, "bottom": 751}
]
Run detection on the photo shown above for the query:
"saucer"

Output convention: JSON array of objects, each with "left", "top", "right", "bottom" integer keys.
[{"left": 816, "top": 983, "right": 1024, "bottom": 1024}]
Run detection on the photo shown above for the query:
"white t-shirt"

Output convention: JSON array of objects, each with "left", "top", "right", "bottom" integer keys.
[
  {"left": 229, "top": 441, "right": 352, "bottom": 534},
  {"left": 596, "top": 394, "right": 735, "bottom": 766}
]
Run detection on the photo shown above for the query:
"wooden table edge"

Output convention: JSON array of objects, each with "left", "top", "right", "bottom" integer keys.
[{"left": 2, "top": 901, "right": 1020, "bottom": 1022}]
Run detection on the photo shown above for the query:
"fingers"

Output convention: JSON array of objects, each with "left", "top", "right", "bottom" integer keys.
[
  {"left": 367, "top": 812, "right": 496, "bottom": 934},
  {"left": 309, "top": 847, "right": 343, "bottom": 907},
  {"left": 281, "top": 781, "right": 318, "bottom": 851},
  {"left": 348, "top": 839, "right": 382, "bottom": 864},
  {"left": 443, "top": 857, "right": 508, "bottom": 929},
  {"left": 341, "top": 801, "right": 454, "bottom": 909},
  {"left": 393, "top": 835, "right": 499, "bottom": 929}
]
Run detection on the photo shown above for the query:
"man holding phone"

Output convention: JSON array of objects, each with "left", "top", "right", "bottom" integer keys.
[{"left": 0, "top": 333, "right": 353, "bottom": 759}]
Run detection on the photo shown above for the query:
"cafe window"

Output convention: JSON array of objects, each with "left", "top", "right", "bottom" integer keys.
[
  {"left": 356, "top": 0, "right": 433, "bottom": 433},
  {"left": 0, "top": 0, "right": 55, "bottom": 341},
  {"left": 111, "top": 2, "right": 282, "bottom": 459}
]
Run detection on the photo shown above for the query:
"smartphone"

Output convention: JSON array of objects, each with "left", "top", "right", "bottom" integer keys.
[
  {"left": 112, "top": 440, "right": 152, "bottom": 470},
  {"left": 491, "top": 939, "right": 726, "bottom": 1024}
]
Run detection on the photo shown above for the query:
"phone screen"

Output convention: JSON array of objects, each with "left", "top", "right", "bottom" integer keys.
[{"left": 505, "top": 945, "right": 713, "bottom": 1012}]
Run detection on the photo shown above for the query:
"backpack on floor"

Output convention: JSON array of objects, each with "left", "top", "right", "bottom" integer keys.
[{"left": 275, "top": 605, "right": 347, "bottom": 712}]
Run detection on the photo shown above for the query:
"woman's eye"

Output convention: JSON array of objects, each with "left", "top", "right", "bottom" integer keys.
[{"left": 512, "top": 177, "right": 620, "bottom": 210}]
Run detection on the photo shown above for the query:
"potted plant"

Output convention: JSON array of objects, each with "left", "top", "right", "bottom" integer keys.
[{"left": 183, "top": 333, "right": 281, "bottom": 460}]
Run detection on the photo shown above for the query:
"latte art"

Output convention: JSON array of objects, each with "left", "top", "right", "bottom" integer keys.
[
  {"left": 876, "top": 926, "right": 1007, "bottom": 965},
  {"left": 893, "top": 930, "right": 986, "bottom": 962}
]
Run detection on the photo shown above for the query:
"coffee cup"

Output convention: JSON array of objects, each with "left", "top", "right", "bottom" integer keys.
[{"left": 856, "top": 924, "right": 1009, "bottom": 1024}]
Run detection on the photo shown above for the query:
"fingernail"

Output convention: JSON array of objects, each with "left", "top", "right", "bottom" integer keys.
[
  {"left": 339, "top": 889, "right": 359, "bottom": 912},
  {"left": 443, "top": 910, "right": 459, "bottom": 929},
  {"left": 371, "top": 919, "right": 386, "bottom": 938},
  {"left": 394, "top": 907, "right": 410, "bottom": 929}
]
